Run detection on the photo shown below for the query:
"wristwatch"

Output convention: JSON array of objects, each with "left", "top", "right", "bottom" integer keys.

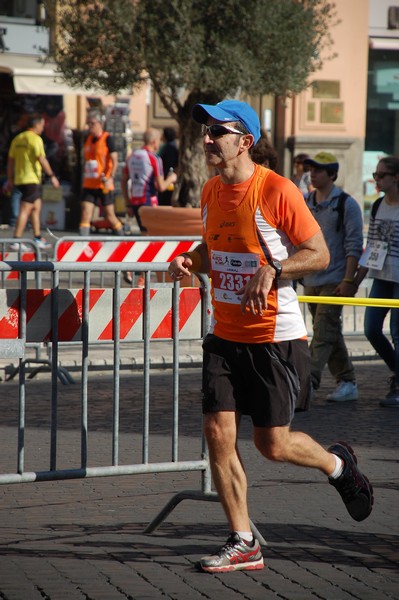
[{"left": 270, "top": 259, "right": 283, "bottom": 279}]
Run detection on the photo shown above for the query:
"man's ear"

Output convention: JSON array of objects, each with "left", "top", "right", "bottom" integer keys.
[{"left": 240, "top": 134, "right": 254, "bottom": 152}]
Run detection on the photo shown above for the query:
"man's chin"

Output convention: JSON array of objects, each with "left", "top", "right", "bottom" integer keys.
[{"left": 205, "top": 153, "right": 221, "bottom": 166}]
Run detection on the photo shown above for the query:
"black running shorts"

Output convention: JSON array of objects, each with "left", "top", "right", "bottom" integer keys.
[
  {"left": 202, "top": 334, "right": 311, "bottom": 427},
  {"left": 17, "top": 184, "right": 42, "bottom": 203},
  {"left": 82, "top": 187, "right": 115, "bottom": 207}
]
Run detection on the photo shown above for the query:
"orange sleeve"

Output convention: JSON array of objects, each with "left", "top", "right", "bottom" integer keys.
[{"left": 259, "top": 172, "right": 320, "bottom": 246}]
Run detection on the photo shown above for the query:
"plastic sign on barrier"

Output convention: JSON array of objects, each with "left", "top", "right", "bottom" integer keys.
[
  {"left": 55, "top": 239, "right": 199, "bottom": 263},
  {"left": 0, "top": 288, "right": 203, "bottom": 342}
]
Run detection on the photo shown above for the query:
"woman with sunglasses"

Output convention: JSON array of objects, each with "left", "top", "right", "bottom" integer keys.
[{"left": 353, "top": 156, "right": 399, "bottom": 406}]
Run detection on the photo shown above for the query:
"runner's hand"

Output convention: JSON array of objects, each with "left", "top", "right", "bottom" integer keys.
[
  {"left": 236, "top": 265, "right": 275, "bottom": 316},
  {"left": 168, "top": 255, "right": 192, "bottom": 281}
]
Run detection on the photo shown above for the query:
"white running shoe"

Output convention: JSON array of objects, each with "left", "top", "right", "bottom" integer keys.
[
  {"left": 327, "top": 381, "right": 358, "bottom": 402},
  {"left": 9, "top": 241, "right": 30, "bottom": 252},
  {"left": 34, "top": 238, "right": 52, "bottom": 250}
]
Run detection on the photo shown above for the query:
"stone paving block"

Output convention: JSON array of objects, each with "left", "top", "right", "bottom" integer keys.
[{"left": 0, "top": 361, "right": 398, "bottom": 599}]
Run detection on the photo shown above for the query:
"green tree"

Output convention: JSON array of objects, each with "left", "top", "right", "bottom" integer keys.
[{"left": 51, "top": 0, "right": 337, "bottom": 207}]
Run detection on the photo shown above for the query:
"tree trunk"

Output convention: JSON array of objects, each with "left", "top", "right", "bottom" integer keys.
[{"left": 174, "top": 91, "right": 220, "bottom": 208}]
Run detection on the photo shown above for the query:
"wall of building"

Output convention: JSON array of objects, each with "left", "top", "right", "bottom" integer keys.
[
  {"left": 369, "top": 0, "right": 399, "bottom": 35},
  {"left": 284, "top": 0, "right": 369, "bottom": 204}
]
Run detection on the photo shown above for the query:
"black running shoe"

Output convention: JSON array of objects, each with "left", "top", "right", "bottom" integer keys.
[
  {"left": 199, "top": 532, "right": 264, "bottom": 573},
  {"left": 328, "top": 441, "right": 374, "bottom": 522}
]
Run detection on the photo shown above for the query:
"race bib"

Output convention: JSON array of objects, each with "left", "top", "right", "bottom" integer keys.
[
  {"left": 359, "top": 240, "right": 388, "bottom": 270},
  {"left": 84, "top": 159, "right": 100, "bottom": 179},
  {"left": 211, "top": 250, "right": 259, "bottom": 304}
]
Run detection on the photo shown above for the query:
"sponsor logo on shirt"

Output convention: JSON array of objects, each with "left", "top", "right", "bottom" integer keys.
[{"left": 219, "top": 221, "right": 235, "bottom": 228}]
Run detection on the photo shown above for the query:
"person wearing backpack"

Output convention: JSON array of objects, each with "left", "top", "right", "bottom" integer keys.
[
  {"left": 353, "top": 156, "right": 399, "bottom": 407},
  {"left": 302, "top": 152, "right": 363, "bottom": 402}
]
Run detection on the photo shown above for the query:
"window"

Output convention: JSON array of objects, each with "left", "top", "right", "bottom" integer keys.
[{"left": 0, "top": 0, "right": 37, "bottom": 20}]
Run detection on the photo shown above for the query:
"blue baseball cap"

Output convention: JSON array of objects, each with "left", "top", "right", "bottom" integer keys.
[{"left": 192, "top": 99, "right": 261, "bottom": 143}]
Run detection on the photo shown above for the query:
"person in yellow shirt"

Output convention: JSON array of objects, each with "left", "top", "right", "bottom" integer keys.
[{"left": 5, "top": 113, "right": 59, "bottom": 250}]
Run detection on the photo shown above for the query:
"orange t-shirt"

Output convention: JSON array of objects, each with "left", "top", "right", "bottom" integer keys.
[
  {"left": 201, "top": 164, "right": 319, "bottom": 343},
  {"left": 83, "top": 132, "right": 114, "bottom": 190}
]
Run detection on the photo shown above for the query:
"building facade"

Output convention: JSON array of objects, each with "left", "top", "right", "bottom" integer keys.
[
  {"left": 1, "top": 0, "right": 398, "bottom": 222},
  {"left": 281, "top": 0, "right": 399, "bottom": 211},
  {"left": 281, "top": 0, "right": 369, "bottom": 204}
]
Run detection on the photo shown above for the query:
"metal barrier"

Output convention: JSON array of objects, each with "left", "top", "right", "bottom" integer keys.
[
  {"left": 0, "top": 259, "right": 265, "bottom": 542},
  {"left": 1, "top": 235, "right": 204, "bottom": 373},
  {"left": 0, "top": 238, "right": 43, "bottom": 287},
  {"left": 0, "top": 239, "right": 47, "bottom": 363}
]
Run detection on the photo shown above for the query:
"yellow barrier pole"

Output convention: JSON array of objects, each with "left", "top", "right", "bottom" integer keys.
[{"left": 297, "top": 296, "right": 399, "bottom": 309}]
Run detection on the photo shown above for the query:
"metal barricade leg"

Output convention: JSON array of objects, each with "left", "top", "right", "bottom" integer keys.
[
  {"left": 144, "top": 441, "right": 268, "bottom": 546},
  {"left": 5, "top": 358, "right": 75, "bottom": 385},
  {"left": 144, "top": 489, "right": 267, "bottom": 546}
]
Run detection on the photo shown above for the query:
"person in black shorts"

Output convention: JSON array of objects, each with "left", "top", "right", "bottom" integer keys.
[
  {"left": 5, "top": 113, "right": 59, "bottom": 250},
  {"left": 168, "top": 99, "right": 374, "bottom": 574},
  {"left": 79, "top": 110, "right": 123, "bottom": 236}
]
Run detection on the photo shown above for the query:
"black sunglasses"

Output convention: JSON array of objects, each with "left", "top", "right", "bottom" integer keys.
[
  {"left": 201, "top": 124, "right": 245, "bottom": 138},
  {"left": 373, "top": 171, "right": 395, "bottom": 180}
]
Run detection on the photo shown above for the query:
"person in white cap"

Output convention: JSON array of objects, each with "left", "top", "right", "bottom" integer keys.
[
  {"left": 168, "top": 101, "right": 373, "bottom": 573},
  {"left": 302, "top": 152, "right": 363, "bottom": 402}
]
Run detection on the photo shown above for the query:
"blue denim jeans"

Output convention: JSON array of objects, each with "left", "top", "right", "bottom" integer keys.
[
  {"left": 364, "top": 278, "right": 399, "bottom": 383},
  {"left": 9, "top": 187, "right": 22, "bottom": 227}
]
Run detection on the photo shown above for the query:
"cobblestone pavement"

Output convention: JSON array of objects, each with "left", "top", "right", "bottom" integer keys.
[
  {"left": 0, "top": 227, "right": 398, "bottom": 598},
  {"left": 0, "top": 359, "right": 398, "bottom": 600}
]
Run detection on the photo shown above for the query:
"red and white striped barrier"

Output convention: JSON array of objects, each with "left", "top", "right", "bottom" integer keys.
[
  {"left": 0, "top": 288, "right": 202, "bottom": 342},
  {"left": 55, "top": 238, "right": 201, "bottom": 263}
]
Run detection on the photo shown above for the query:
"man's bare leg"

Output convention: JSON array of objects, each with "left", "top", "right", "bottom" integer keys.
[
  {"left": 14, "top": 201, "right": 33, "bottom": 238},
  {"left": 203, "top": 411, "right": 251, "bottom": 533},
  {"left": 79, "top": 200, "right": 94, "bottom": 236},
  {"left": 253, "top": 425, "right": 336, "bottom": 474},
  {"left": 103, "top": 204, "right": 123, "bottom": 234},
  {"left": 29, "top": 198, "right": 42, "bottom": 238}
]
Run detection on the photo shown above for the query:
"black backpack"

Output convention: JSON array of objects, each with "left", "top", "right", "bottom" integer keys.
[
  {"left": 307, "top": 191, "right": 349, "bottom": 232},
  {"left": 334, "top": 192, "right": 349, "bottom": 232},
  {"left": 308, "top": 191, "right": 382, "bottom": 231},
  {"left": 370, "top": 197, "right": 383, "bottom": 220},
  {"left": 334, "top": 194, "right": 383, "bottom": 230}
]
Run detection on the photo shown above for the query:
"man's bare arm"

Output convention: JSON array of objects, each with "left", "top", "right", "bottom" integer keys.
[
  {"left": 239, "top": 230, "right": 330, "bottom": 316},
  {"left": 279, "top": 229, "right": 330, "bottom": 280},
  {"left": 38, "top": 156, "right": 60, "bottom": 188},
  {"left": 155, "top": 170, "right": 177, "bottom": 193},
  {"left": 4, "top": 157, "right": 15, "bottom": 192}
]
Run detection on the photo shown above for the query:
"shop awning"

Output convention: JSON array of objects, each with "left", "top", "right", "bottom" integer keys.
[
  {"left": 369, "top": 37, "right": 399, "bottom": 51},
  {"left": 0, "top": 53, "right": 102, "bottom": 96}
]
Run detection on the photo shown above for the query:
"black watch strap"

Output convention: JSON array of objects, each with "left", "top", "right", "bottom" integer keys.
[{"left": 271, "top": 259, "right": 282, "bottom": 279}]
